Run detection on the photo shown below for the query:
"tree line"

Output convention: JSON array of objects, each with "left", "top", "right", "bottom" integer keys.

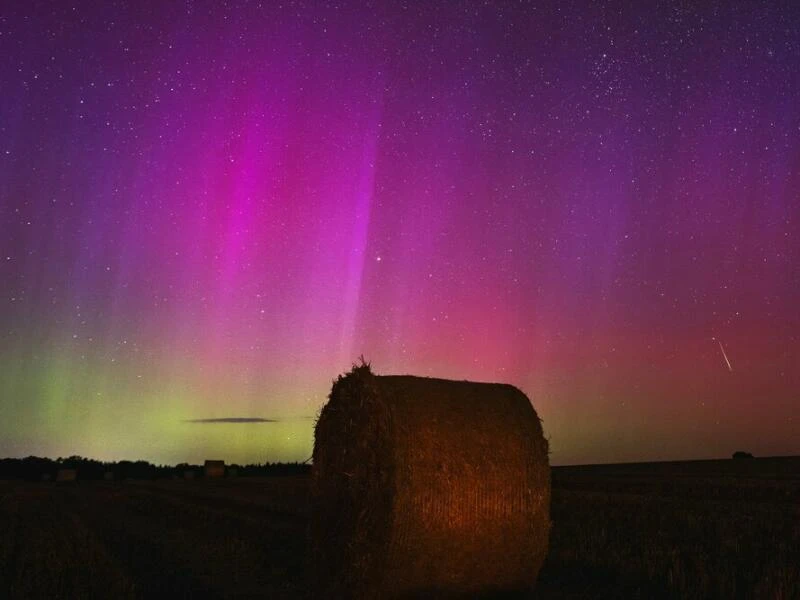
[{"left": 0, "top": 455, "right": 311, "bottom": 481}]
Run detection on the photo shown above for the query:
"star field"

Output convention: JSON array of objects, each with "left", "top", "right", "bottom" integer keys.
[{"left": 1, "top": 1, "right": 798, "bottom": 465}]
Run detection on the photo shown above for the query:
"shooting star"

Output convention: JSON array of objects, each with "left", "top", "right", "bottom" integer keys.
[{"left": 717, "top": 340, "right": 733, "bottom": 372}]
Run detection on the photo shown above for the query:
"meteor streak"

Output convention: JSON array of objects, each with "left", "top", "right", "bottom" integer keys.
[{"left": 717, "top": 340, "right": 733, "bottom": 372}]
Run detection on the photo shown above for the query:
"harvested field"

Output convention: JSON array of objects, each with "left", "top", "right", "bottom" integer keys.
[
  {"left": 0, "top": 477, "right": 308, "bottom": 599},
  {"left": 542, "top": 457, "right": 800, "bottom": 599},
  {"left": 0, "top": 457, "right": 798, "bottom": 599}
]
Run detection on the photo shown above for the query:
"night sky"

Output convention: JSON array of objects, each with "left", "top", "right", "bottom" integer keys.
[{"left": 1, "top": 1, "right": 798, "bottom": 466}]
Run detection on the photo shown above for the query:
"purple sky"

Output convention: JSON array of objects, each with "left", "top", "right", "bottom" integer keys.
[{"left": 1, "top": 1, "right": 798, "bottom": 465}]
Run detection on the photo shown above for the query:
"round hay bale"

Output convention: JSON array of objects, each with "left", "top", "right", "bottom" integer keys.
[{"left": 310, "top": 363, "right": 551, "bottom": 599}]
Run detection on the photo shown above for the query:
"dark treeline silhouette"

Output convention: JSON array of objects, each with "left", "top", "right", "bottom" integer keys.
[{"left": 0, "top": 455, "right": 310, "bottom": 481}]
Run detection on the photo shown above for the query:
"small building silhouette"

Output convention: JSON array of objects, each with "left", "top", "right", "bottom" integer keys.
[
  {"left": 204, "top": 460, "right": 225, "bottom": 478},
  {"left": 56, "top": 468, "right": 77, "bottom": 483}
]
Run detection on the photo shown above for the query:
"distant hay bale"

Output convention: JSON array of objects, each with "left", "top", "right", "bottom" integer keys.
[
  {"left": 56, "top": 468, "right": 77, "bottom": 484},
  {"left": 204, "top": 460, "right": 225, "bottom": 478},
  {"left": 310, "top": 364, "right": 551, "bottom": 599},
  {"left": 103, "top": 471, "right": 114, "bottom": 481},
  {"left": 183, "top": 470, "right": 195, "bottom": 480}
]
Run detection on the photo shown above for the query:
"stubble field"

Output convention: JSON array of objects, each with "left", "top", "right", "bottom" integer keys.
[{"left": 0, "top": 457, "right": 798, "bottom": 599}]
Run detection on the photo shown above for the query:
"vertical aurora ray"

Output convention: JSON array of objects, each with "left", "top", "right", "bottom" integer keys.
[{"left": 337, "top": 107, "right": 382, "bottom": 367}]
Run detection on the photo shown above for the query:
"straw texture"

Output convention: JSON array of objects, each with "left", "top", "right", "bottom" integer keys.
[{"left": 310, "top": 364, "right": 550, "bottom": 599}]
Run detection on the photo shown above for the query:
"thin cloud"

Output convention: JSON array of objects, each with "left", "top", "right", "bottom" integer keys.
[{"left": 183, "top": 417, "right": 277, "bottom": 424}]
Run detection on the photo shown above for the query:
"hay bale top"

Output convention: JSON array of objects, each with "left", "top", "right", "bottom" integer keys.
[
  {"left": 368, "top": 373, "right": 539, "bottom": 462},
  {"left": 311, "top": 363, "right": 550, "bottom": 599},
  {"left": 315, "top": 367, "right": 547, "bottom": 484}
]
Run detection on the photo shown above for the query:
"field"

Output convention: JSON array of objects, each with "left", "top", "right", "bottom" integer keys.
[{"left": 0, "top": 457, "right": 798, "bottom": 599}]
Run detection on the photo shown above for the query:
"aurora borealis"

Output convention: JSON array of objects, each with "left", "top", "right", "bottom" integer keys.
[{"left": 1, "top": 1, "right": 798, "bottom": 466}]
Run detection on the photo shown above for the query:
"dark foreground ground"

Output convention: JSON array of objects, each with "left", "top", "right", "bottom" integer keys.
[{"left": 1, "top": 456, "right": 798, "bottom": 599}]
